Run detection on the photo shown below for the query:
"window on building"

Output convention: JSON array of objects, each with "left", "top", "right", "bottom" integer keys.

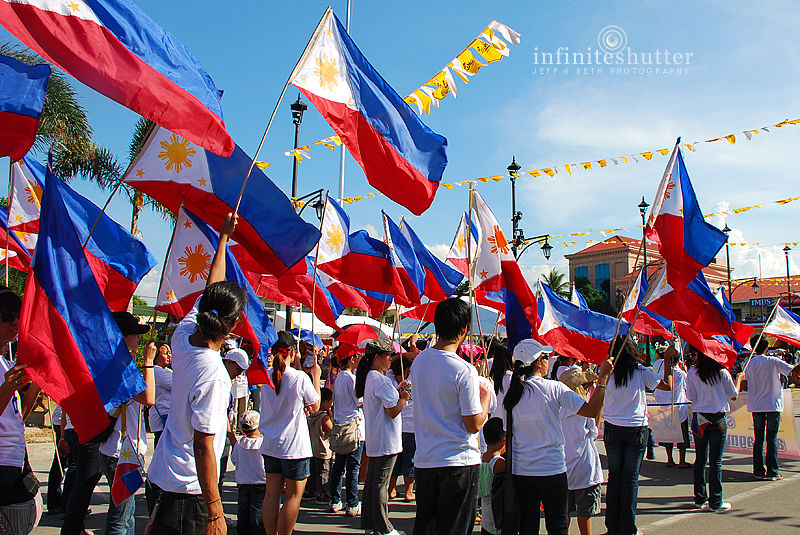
[
  {"left": 574, "top": 266, "right": 588, "bottom": 280},
  {"left": 595, "top": 264, "right": 610, "bottom": 297}
]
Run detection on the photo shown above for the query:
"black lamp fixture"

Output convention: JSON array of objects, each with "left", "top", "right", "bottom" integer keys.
[
  {"left": 785, "top": 245, "right": 793, "bottom": 312},
  {"left": 291, "top": 94, "right": 307, "bottom": 126},
  {"left": 638, "top": 196, "right": 650, "bottom": 220},
  {"left": 312, "top": 198, "right": 325, "bottom": 221},
  {"left": 541, "top": 239, "right": 553, "bottom": 260},
  {"left": 752, "top": 279, "right": 760, "bottom": 294}
]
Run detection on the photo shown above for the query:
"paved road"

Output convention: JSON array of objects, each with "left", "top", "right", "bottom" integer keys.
[{"left": 27, "top": 400, "right": 800, "bottom": 535}]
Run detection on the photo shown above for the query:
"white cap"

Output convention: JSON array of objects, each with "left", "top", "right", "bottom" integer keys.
[
  {"left": 513, "top": 339, "right": 553, "bottom": 366},
  {"left": 222, "top": 348, "right": 250, "bottom": 371}
]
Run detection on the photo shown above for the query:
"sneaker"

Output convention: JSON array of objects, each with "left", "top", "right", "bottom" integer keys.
[
  {"left": 382, "top": 530, "right": 405, "bottom": 535},
  {"left": 329, "top": 501, "right": 344, "bottom": 513},
  {"left": 646, "top": 451, "right": 656, "bottom": 460},
  {"left": 346, "top": 504, "right": 361, "bottom": 517},
  {"left": 693, "top": 502, "right": 709, "bottom": 510},
  {"left": 769, "top": 474, "right": 784, "bottom": 481},
  {"left": 712, "top": 502, "right": 731, "bottom": 513},
  {"left": 753, "top": 473, "right": 768, "bottom": 480},
  {"left": 225, "top": 517, "right": 238, "bottom": 527}
]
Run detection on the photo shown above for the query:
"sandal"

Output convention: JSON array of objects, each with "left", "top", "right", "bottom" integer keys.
[{"left": 665, "top": 461, "right": 676, "bottom": 467}]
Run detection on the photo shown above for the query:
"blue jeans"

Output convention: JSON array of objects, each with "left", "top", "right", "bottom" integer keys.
[
  {"left": 330, "top": 440, "right": 364, "bottom": 508},
  {"left": 100, "top": 454, "right": 136, "bottom": 535},
  {"left": 603, "top": 422, "right": 647, "bottom": 535},
  {"left": 513, "top": 472, "right": 569, "bottom": 535},
  {"left": 61, "top": 441, "right": 102, "bottom": 535},
  {"left": 752, "top": 412, "right": 781, "bottom": 478},
  {"left": 693, "top": 414, "right": 727, "bottom": 509},
  {"left": 237, "top": 484, "right": 266, "bottom": 535},
  {"left": 392, "top": 432, "right": 417, "bottom": 478},
  {"left": 413, "top": 464, "right": 480, "bottom": 535}
]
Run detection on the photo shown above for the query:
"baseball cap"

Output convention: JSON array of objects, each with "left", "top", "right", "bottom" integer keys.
[
  {"left": 112, "top": 311, "right": 150, "bottom": 336},
  {"left": 222, "top": 348, "right": 249, "bottom": 371},
  {"left": 240, "top": 410, "right": 260, "bottom": 432},
  {"left": 364, "top": 339, "right": 393, "bottom": 355},
  {"left": 272, "top": 331, "right": 296, "bottom": 351},
  {"left": 512, "top": 339, "right": 553, "bottom": 366}
]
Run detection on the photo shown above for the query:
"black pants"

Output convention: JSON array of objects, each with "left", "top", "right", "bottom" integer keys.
[
  {"left": 413, "top": 464, "right": 480, "bottom": 535},
  {"left": 237, "top": 484, "right": 266, "bottom": 535},
  {"left": 513, "top": 472, "right": 569, "bottom": 535},
  {"left": 47, "top": 426, "right": 64, "bottom": 511},
  {"left": 362, "top": 454, "right": 397, "bottom": 534},
  {"left": 61, "top": 441, "right": 102, "bottom": 535},
  {"left": 146, "top": 482, "right": 208, "bottom": 535},
  {"left": 61, "top": 429, "right": 79, "bottom": 512}
]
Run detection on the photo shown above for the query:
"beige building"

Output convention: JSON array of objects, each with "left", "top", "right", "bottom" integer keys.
[{"left": 565, "top": 235, "right": 729, "bottom": 311}]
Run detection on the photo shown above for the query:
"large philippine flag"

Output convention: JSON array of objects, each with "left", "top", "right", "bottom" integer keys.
[
  {"left": 382, "top": 212, "right": 424, "bottom": 307},
  {"left": 763, "top": 305, "right": 800, "bottom": 348},
  {"left": 0, "top": 0, "right": 234, "bottom": 156},
  {"left": 0, "top": 54, "right": 50, "bottom": 161},
  {"left": 290, "top": 8, "right": 448, "bottom": 215},
  {"left": 18, "top": 169, "right": 146, "bottom": 443},
  {"left": 124, "top": 126, "right": 320, "bottom": 277},
  {"left": 471, "top": 190, "right": 538, "bottom": 350},
  {"left": 156, "top": 206, "right": 277, "bottom": 386},
  {"left": 645, "top": 142, "right": 727, "bottom": 290},
  {"left": 401, "top": 219, "right": 464, "bottom": 301},
  {"left": 619, "top": 270, "right": 674, "bottom": 339}
]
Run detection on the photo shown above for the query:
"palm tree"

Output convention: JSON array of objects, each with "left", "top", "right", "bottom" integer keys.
[{"left": 541, "top": 267, "right": 570, "bottom": 299}]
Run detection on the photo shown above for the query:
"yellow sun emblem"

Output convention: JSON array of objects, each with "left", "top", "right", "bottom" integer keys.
[
  {"left": 326, "top": 224, "right": 345, "bottom": 252},
  {"left": 24, "top": 182, "right": 43, "bottom": 208},
  {"left": 314, "top": 53, "right": 339, "bottom": 92},
  {"left": 456, "top": 235, "right": 465, "bottom": 250},
  {"left": 487, "top": 225, "right": 509, "bottom": 255},
  {"left": 158, "top": 133, "right": 196, "bottom": 174},
  {"left": 16, "top": 231, "right": 30, "bottom": 243},
  {"left": 178, "top": 244, "right": 211, "bottom": 284},
  {"left": 771, "top": 320, "right": 794, "bottom": 332}
]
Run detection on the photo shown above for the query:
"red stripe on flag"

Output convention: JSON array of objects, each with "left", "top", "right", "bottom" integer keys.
[
  {"left": 0, "top": 110, "right": 39, "bottom": 161},
  {"left": 84, "top": 248, "right": 139, "bottom": 312},
  {"left": 540, "top": 326, "right": 610, "bottom": 365}
]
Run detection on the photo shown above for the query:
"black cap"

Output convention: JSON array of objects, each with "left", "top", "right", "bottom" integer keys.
[
  {"left": 272, "top": 331, "right": 296, "bottom": 351},
  {"left": 112, "top": 311, "right": 150, "bottom": 336}
]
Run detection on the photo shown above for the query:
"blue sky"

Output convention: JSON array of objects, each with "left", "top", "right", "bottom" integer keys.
[{"left": 3, "top": 0, "right": 800, "bottom": 303}]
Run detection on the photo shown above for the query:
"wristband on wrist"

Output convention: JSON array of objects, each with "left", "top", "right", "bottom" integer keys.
[{"left": 206, "top": 514, "right": 224, "bottom": 524}]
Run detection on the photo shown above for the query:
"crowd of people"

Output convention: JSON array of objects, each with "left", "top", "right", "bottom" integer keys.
[{"left": 2, "top": 215, "right": 800, "bottom": 535}]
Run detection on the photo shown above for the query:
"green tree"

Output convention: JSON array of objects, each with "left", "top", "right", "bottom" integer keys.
[
  {"left": 541, "top": 267, "right": 570, "bottom": 299},
  {"left": 131, "top": 295, "right": 148, "bottom": 307},
  {"left": 125, "top": 118, "right": 175, "bottom": 235},
  {"left": 574, "top": 276, "right": 616, "bottom": 316}
]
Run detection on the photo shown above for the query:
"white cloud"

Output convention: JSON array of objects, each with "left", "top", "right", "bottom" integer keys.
[
  {"left": 428, "top": 243, "right": 450, "bottom": 261},
  {"left": 135, "top": 264, "right": 161, "bottom": 306},
  {"left": 363, "top": 224, "right": 379, "bottom": 238}
]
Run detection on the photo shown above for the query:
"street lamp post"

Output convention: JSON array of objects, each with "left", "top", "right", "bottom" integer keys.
[
  {"left": 286, "top": 94, "right": 307, "bottom": 329},
  {"left": 638, "top": 197, "right": 650, "bottom": 362},
  {"left": 508, "top": 157, "right": 521, "bottom": 258},
  {"left": 723, "top": 224, "right": 732, "bottom": 303},
  {"left": 785, "top": 245, "right": 792, "bottom": 313}
]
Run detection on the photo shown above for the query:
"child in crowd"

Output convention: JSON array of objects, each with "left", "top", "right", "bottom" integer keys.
[
  {"left": 307, "top": 387, "right": 334, "bottom": 504},
  {"left": 478, "top": 417, "right": 506, "bottom": 535},
  {"left": 230, "top": 411, "right": 267, "bottom": 535}
]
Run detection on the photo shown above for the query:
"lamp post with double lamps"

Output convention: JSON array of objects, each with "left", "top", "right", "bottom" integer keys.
[
  {"left": 286, "top": 94, "right": 308, "bottom": 329},
  {"left": 638, "top": 196, "right": 650, "bottom": 361},
  {"left": 507, "top": 157, "right": 552, "bottom": 261},
  {"left": 785, "top": 245, "right": 793, "bottom": 313}
]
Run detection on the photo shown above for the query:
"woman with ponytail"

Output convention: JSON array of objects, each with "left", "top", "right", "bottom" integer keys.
[
  {"left": 502, "top": 339, "right": 612, "bottom": 535},
  {"left": 602, "top": 336, "right": 674, "bottom": 535},
  {"left": 148, "top": 213, "right": 247, "bottom": 535},
  {"left": 259, "top": 330, "right": 320, "bottom": 535}
]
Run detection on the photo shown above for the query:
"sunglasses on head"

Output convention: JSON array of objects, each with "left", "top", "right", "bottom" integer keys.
[{"left": 0, "top": 312, "right": 19, "bottom": 323}]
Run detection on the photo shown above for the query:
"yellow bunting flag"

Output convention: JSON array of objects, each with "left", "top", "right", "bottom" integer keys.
[
  {"left": 657, "top": 149, "right": 670, "bottom": 155},
  {"left": 313, "top": 136, "right": 342, "bottom": 150},
  {"left": 775, "top": 119, "right": 789, "bottom": 127},
  {"left": 427, "top": 69, "right": 453, "bottom": 100},
  {"left": 470, "top": 38, "right": 504, "bottom": 63},
  {"left": 476, "top": 177, "right": 491, "bottom": 182},
  {"left": 254, "top": 161, "right": 270, "bottom": 169},
  {"left": 725, "top": 134, "right": 736, "bottom": 144},
  {"left": 597, "top": 160, "right": 607, "bottom": 167},
  {"left": 285, "top": 146, "right": 311, "bottom": 162},
  {"left": 542, "top": 168, "right": 555, "bottom": 177},
  {"left": 529, "top": 170, "right": 541, "bottom": 178},
  {"left": 491, "top": 175, "right": 504, "bottom": 182},
  {"left": 581, "top": 162, "right": 592, "bottom": 170},
  {"left": 775, "top": 197, "right": 799, "bottom": 205},
  {"left": 442, "top": 183, "right": 454, "bottom": 189},
  {"left": 621, "top": 156, "right": 628, "bottom": 163},
  {"left": 454, "top": 50, "right": 486, "bottom": 77},
  {"left": 565, "top": 165, "right": 572, "bottom": 175},
  {"left": 641, "top": 152, "right": 653, "bottom": 160}
]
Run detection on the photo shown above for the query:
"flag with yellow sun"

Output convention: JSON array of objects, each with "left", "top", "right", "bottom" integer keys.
[
  {"left": 763, "top": 305, "right": 800, "bottom": 347},
  {"left": 9, "top": 156, "right": 45, "bottom": 235}
]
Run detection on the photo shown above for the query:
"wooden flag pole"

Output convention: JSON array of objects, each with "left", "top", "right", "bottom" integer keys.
[
  {"left": 45, "top": 396, "right": 63, "bottom": 478},
  {"left": 309, "top": 193, "right": 329, "bottom": 357},
  {"left": 5, "top": 160, "right": 12, "bottom": 285},
  {"left": 148, "top": 207, "right": 182, "bottom": 342},
  {"left": 233, "top": 8, "right": 331, "bottom": 216},
  {"left": 742, "top": 300, "right": 781, "bottom": 374},
  {"left": 467, "top": 184, "right": 475, "bottom": 364}
]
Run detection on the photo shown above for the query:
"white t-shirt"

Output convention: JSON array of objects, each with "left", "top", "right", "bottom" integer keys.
[
  {"left": 745, "top": 354, "right": 794, "bottom": 413},
  {"left": 561, "top": 411, "right": 603, "bottom": 490},
  {"left": 652, "top": 360, "right": 689, "bottom": 423},
  {"left": 411, "top": 348, "right": 483, "bottom": 468},
  {"left": 148, "top": 365, "right": 173, "bottom": 433},
  {"left": 230, "top": 435, "right": 267, "bottom": 485},
  {"left": 100, "top": 401, "right": 147, "bottom": 458},
  {"left": 388, "top": 372, "right": 414, "bottom": 434},
  {"left": 332, "top": 369, "right": 361, "bottom": 425},
  {"left": 0, "top": 357, "right": 26, "bottom": 468},
  {"left": 259, "top": 366, "right": 319, "bottom": 459},
  {"left": 148, "top": 305, "right": 232, "bottom": 495},
  {"left": 52, "top": 406, "right": 62, "bottom": 427},
  {"left": 231, "top": 373, "right": 249, "bottom": 399},
  {"left": 478, "top": 375, "right": 497, "bottom": 454},
  {"left": 686, "top": 367, "right": 738, "bottom": 414},
  {"left": 500, "top": 376, "right": 585, "bottom": 476},
  {"left": 364, "top": 370, "right": 402, "bottom": 457},
  {"left": 604, "top": 365, "right": 661, "bottom": 427}
]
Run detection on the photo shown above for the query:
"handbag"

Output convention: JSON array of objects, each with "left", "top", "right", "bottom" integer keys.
[
  {"left": 329, "top": 417, "right": 359, "bottom": 454},
  {"left": 491, "top": 405, "right": 520, "bottom": 535}
]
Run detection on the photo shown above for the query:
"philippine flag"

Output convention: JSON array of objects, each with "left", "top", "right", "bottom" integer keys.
[
  {"left": 0, "top": 54, "right": 49, "bottom": 161},
  {"left": 763, "top": 305, "right": 800, "bottom": 348},
  {"left": 110, "top": 435, "right": 143, "bottom": 505},
  {"left": 9, "top": 157, "right": 46, "bottom": 249},
  {"left": 0, "top": 206, "right": 33, "bottom": 271},
  {"left": 471, "top": 190, "right": 538, "bottom": 350},
  {"left": 445, "top": 212, "right": 478, "bottom": 276},
  {"left": 570, "top": 285, "right": 589, "bottom": 309},
  {"left": 401, "top": 219, "right": 464, "bottom": 301},
  {"left": 645, "top": 143, "right": 727, "bottom": 290},
  {"left": 18, "top": 168, "right": 146, "bottom": 443},
  {"left": 0, "top": 0, "right": 233, "bottom": 156},
  {"left": 124, "top": 126, "right": 320, "bottom": 277},
  {"left": 538, "top": 282, "right": 631, "bottom": 364},
  {"left": 382, "top": 212, "right": 425, "bottom": 307},
  {"left": 156, "top": 206, "right": 277, "bottom": 386},
  {"left": 619, "top": 270, "right": 674, "bottom": 339},
  {"left": 291, "top": 8, "right": 448, "bottom": 215}
]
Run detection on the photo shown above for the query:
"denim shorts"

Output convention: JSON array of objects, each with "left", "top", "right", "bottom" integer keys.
[{"left": 262, "top": 455, "right": 311, "bottom": 481}]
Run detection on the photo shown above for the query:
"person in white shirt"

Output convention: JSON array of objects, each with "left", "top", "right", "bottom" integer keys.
[
  {"left": 387, "top": 356, "right": 415, "bottom": 501},
  {"left": 501, "top": 340, "right": 611, "bottom": 535},
  {"left": 603, "top": 336, "right": 673, "bottom": 535},
  {"left": 0, "top": 287, "right": 44, "bottom": 535},
  {"left": 652, "top": 351, "right": 691, "bottom": 468},
  {"left": 149, "top": 341, "right": 173, "bottom": 449},
  {"left": 685, "top": 351, "right": 741, "bottom": 512},
  {"left": 743, "top": 336, "right": 800, "bottom": 480},
  {"left": 259, "top": 330, "right": 320, "bottom": 535},
  {"left": 329, "top": 348, "right": 364, "bottom": 515},
  {"left": 411, "top": 298, "right": 492, "bottom": 535},
  {"left": 230, "top": 410, "right": 266, "bottom": 535},
  {"left": 356, "top": 340, "right": 410, "bottom": 535},
  {"left": 147, "top": 213, "right": 245, "bottom": 535}
]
